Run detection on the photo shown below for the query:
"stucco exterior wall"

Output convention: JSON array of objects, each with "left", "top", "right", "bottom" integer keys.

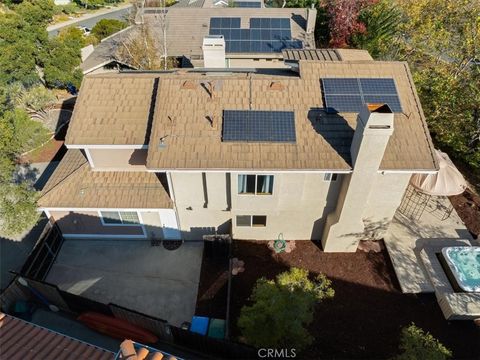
[
  {"left": 362, "top": 172, "right": 411, "bottom": 239},
  {"left": 170, "top": 171, "right": 342, "bottom": 240},
  {"left": 50, "top": 209, "right": 178, "bottom": 239},
  {"left": 51, "top": 211, "right": 145, "bottom": 237},
  {"left": 227, "top": 58, "right": 287, "bottom": 69},
  {"left": 88, "top": 149, "right": 147, "bottom": 171}
]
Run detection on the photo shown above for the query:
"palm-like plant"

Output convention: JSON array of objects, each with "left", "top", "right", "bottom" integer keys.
[{"left": 351, "top": 0, "right": 402, "bottom": 58}]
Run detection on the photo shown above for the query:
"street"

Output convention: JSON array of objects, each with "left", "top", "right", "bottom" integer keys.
[{"left": 47, "top": 5, "right": 133, "bottom": 36}]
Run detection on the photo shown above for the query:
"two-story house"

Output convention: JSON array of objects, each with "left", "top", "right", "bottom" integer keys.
[{"left": 38, "top": 50, "right": 437, "bottom": 252}]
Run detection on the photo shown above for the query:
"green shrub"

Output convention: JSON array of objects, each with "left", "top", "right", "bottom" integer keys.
[
  {"left": 238, "top": 267, "right": 334, "bottom": 351},
  {"left": 91, "top": 18, "right": 128, "bottom": 40},
  {"left": 396, "top": 324, "right": 452, "bottom": 360}
]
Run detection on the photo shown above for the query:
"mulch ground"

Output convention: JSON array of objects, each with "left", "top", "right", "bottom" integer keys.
[
  {"left": 229, "top": 240, "right": 480, "bottom": 360},
  {"left": 450, "top": 188, "right": 480, "bottom": 239}
]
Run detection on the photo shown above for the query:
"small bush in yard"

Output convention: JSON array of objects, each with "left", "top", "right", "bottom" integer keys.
[
  {"left": 238, "top": 267, "right": 334, "bottom": 351},
  {"left": 91, "top": 18, "right": 127, "bottom": 40},
  {"left": 395, "top": 324, "right": 452, "bottom": 360}
]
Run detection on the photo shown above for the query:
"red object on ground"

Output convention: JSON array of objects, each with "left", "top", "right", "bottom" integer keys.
[{"left": 77, "top": 312, "right": 159, "bottom": 344}]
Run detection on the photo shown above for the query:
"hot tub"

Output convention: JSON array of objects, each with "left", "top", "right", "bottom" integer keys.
[{"left": 441, "top": 247, "right": 480, "bottom": 292}]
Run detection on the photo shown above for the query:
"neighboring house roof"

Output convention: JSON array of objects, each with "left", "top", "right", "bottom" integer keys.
[
  {"left": 65, "top": 59, "right": 437, "bottom": 171},
  {"left": 0, "top": 313, "right": 114, "bottom": 360},
  {"left": 38, "top": 150, "right": 172, "bottom": 209},
  {"left": 80, "top": 27, "right": 138, "bottom": 75},
  {"left": 66, "top": 75, "right": 155, "bottom": 146},
  {"left": 145, "top": 7, "right": 313, "bottom": 58},
  {"left": 170, "top": 0, "right": 206, "bottom": 7}
]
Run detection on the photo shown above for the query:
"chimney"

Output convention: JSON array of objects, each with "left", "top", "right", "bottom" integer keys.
[
  {"left": 321, "top": 104, "right": 394, "bottom": 252},
  {"left": 306, "top": 5, "right": 317, "bottom": 34},
  {"left": 202, "top": 35, "right": 226, "bottom": 68}
]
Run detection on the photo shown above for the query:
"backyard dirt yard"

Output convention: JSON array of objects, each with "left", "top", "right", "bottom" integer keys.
[
  {"left": 230, "top": 240, "right": 480, "bottom": 360},
  {"left": 450, "top": 188, "right": 480, "bottom": 239}
]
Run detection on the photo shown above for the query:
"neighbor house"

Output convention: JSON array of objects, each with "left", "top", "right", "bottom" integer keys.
[
  {"left": 38, "top": 50, "right": 437, "bottom": 252},
  {"left": 81, "top": 7, "right": 316, "bottom": 73}
]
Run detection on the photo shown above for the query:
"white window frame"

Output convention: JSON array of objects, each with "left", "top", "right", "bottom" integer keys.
[
  {"left": 238, "top": 174, "right": 274, "bottom": 196},
  {"left": 236, "top": 215, "right": 267, "bottom": 227},
  {"left": 99, "top": 210, "right": 143, "bottom": 226},
  {"left": 323, "top": 173, "right": 338, "bottom": 182}
]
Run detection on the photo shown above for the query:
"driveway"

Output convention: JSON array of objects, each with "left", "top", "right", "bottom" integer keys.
[{"left": 45, "top": 240, "right": 204, "bottom": 327}]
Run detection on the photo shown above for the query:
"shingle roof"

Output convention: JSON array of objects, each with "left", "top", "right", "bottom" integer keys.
[
  {"left": 66, "top": 59, "right": 437, "bottom": 171},
  {"left": 144, "top": 7, "right": 313, "bottom": 58},
  {"left": 66, "top": 75, "right": 156, "bottom": 146},
  {"left": 0, "top": 313, "right": 114, "bottom": 360},
  {"left": 283, "top": 49, "right": 341, "bottom": 61},
  {"left": 38, "top": 150, "right": 172, "bottom": 209},
  {"left": 145, "top": 61, "right": 436, "bottom": 171}
]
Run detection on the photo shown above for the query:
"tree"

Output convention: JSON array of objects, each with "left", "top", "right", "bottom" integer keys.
[
  {"left": 91, "top": 18, "right": 128, "bottom": 40},
  {"left": 15, "top": 0, "right": 55, "bottom": 27},
  {"left": 391, "top": 0, "right": 480, "bottom": 169},
  {"left": 115, "top": 25, "right": 176, "bottom": 70},
  {"left": 325, "top": 0, "right": 377, "bottom": 47},
  {"left": 0, "top": 182, "right": 40, "bottom": 237},
  {"left": 238, "top": 267, "right": 334, "bottom": 351},
  {"left": 0, "top": 12, "right": 43, "bottom": 86},
  {"left": 350, "top": 0, "right": 402, "bottom": 58},
  {"left": 41, "top": 36, "right": 83, "bottom": 88},
  {"left": 395, "top": 324, "right": 452, "bottom": 360}
]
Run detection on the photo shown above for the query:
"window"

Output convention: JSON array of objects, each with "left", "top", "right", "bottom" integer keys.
[
  {"left": 236, "top": 215, "right": 252, "bottom": 227},
  {"left": 236, "top": 215, "right": 267, "bottom": 227},
  {"left": 252, "top": 215, "right": 267, "bottom": 227},
  {"left": 323, "top": 173, "right": 338, "bottom": 182},
  {"left": 238, "top": 175, "right": 274, "bottom": 195},
  {"left": 100, "top": 211, "right": 140, "bottom": 225}
]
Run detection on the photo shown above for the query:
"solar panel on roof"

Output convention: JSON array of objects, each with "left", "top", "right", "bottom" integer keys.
[
  {"left": 209, "top": 17, "right": 301, "bottom": 53},
  {"left": 222, "top": 110, "right": 296, "bottom": 143},
  {"left": 234, "top": 1, "right": 261, "bottom": 7},
  {"left": 321, "top": 78, "right": 403, "bottom": 113},
  {"left": 359, "top": 78, "right": 397, "bottom": 94}
]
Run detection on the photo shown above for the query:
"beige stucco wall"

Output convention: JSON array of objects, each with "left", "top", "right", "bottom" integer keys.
[
  {"left": 88, "top": 149, "right": 147, "bottom": 171},
  {"left": 362, "top": 172, "right": 411, "bottom": 239},
  {"left": 227, "top": 58, "right": 287, "bottom": 69},
  {"left": 170, "top": 171, "right": 342, "bottom": 240},
  {"left": 50, "top": 209, "right": 178, "bottom": 239},
  {"left": 51, "top": 210, "right": 145, "bottom": 237}
]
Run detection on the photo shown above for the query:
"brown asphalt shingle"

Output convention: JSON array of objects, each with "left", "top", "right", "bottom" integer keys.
[
  {"left": 38, "top": 150, "right": 172, "bottom": 209},
  {"left": 65, "top": 59, "right": 437, "bottom": 172},
  {"left": 66, "top": 75, "right": 155, "bottom": 145},
  {"left": 146, "top": 61, "right": 436, "bottom": 171}
]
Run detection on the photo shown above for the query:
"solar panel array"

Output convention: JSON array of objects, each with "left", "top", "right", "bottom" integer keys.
[
  {"left": 222, "top": 110, "right": 296, "bottom": 142},
  {"left": 209, "top": 17, "right": 302, "bottom": 53},
  {"left": 321, "top": 78, "right": 403, "bottom": 113},
  {"left": 234, "top": 1, "right": 261, "bottom": 7}
]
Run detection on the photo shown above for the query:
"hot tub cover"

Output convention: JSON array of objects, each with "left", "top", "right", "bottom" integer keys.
[{"left": 410, "top": 149, "right": 467, "bottom": 196}]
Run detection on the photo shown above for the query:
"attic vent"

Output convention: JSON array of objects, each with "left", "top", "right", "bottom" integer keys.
[
  {"left": 181, "top": 80, "right": 197, "bottom": 90},
  {"left": 269, "top": 82, "right": 285, "bottom": 91}
]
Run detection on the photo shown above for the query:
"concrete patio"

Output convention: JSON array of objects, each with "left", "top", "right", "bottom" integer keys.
[
  {"left": 385, "top": 195, "right": 476, "bottom": 294},
  {"left": 45, "top": 239, "right": 204, "bottom": 327}
]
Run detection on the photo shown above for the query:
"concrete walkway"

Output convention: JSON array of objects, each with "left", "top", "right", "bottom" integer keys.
[
  {"left": 46, "top": 240, "right": 204, "bottom": 327},
  {"left": 385, "top": 196, "right": 475, "bottom": 293},
  {"left": 47, "top": 4, "right": 132, "bottom": 36}
]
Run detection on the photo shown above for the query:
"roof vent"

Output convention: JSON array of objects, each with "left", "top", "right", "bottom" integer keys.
[
  {"left": 181, "top": 80, "right": 197, "bottom": 90},
  {"left": 269, "top": 81, "right": 285, "bottom": 91}
]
